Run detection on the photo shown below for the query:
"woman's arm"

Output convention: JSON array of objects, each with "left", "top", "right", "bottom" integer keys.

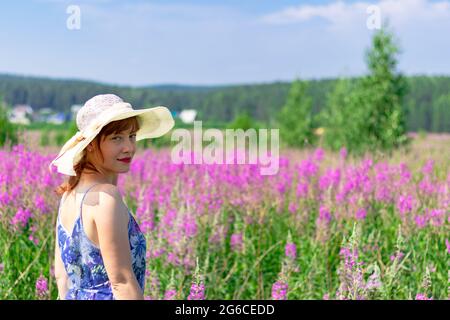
[
  {"left": 54, "top": 232, "right": 70, "bottom": 300},
  {"left": 95, "top": 184, "right": 144, "bottom": 300}
]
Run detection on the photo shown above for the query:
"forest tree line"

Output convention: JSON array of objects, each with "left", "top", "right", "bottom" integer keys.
[{"left": 0, "top": 73, "right": 448, "bottom": 132}]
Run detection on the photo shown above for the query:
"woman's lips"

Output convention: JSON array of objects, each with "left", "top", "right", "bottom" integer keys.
[{"left": 118, "top": 158, "right": 131, "bottom": 163}]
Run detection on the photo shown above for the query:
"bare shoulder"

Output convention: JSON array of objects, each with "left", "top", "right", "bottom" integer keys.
[
  {"left": 95, "top": 183, "right": 122, "bottom": 201},
  {"left": 93, "top": 184, "right": 128, "bottom": 222}
]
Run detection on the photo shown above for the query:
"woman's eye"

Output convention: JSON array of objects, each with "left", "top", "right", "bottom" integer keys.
[{"left": 113, "top": 135, "right": 136, "bottom": 141}]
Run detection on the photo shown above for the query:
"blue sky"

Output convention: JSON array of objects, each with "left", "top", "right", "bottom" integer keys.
[{"left": 0, "top": 0, "right": 449, "bottom": 86}]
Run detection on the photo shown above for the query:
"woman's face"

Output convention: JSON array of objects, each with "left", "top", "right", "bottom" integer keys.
[{"left": 88, "top": 127, "right": 137, "bottom": 174}]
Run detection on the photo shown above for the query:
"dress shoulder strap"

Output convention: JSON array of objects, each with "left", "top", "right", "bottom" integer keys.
[{"left": 78, "top": 183, "right": 103, "bottom": 223}]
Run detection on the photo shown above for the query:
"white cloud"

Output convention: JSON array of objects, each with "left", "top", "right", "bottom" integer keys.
[
  {"left": 260, "top": 0, "right": 450, "bottom": 30},
  {"left": 261, "top": 1, "right": 363, "bottom": 25}
]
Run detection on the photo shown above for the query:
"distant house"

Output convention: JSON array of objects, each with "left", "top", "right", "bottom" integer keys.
[
  {"left": 9, "top": 104, "right": 33, "bottom": 125},
  {"left": 178, "top": 109, "right": 197, "bottom": 124},
  {"left": 47, "top": 112, "right": 66, "bottom": 125},
  {"left": 36, "top": 108, "right": 53, "bottom": 122}
]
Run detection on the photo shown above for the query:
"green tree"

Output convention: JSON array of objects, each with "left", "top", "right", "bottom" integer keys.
[
  {"left": 321, "top": 78, "right": 354, "bottom": 151},
  {"left": 432, "top": 94, "right": 450, "bottom": 132},
  {"left": 361, "top": 27, "right": 409, "bottom": 151},
  {"left": 278, "top": 79, "right": 314, "bottom": 148},
  {"left": 323, "top": 27, "right": 409, "bottom": 154},
  {"left": 228, "top": 111, "right": 259, "bottom": 131},
  {"left": 0, "top": 98, "right": 19, "bottom": 148}
]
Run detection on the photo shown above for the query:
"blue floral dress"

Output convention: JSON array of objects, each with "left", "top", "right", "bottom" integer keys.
[{"left": 56, "top": 183, "right": 146, "bottom": 300}]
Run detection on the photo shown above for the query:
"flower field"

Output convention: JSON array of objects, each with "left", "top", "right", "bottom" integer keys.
[{"left": 0, "top": 133, "right": 448, "bottom": 300}]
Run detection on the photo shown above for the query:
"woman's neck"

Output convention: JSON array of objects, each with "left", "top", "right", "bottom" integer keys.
[{"left": 78, "top": 172, "right": 118, "bottom": 187}]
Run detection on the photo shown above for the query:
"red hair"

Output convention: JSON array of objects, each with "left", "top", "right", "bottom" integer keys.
[{"left": 53, "top": 116, "right": 140, "bottom": 196}]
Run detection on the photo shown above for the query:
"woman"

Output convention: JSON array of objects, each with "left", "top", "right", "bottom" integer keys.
[{"left": 49, "top": 94, "right": 174, "bottom": 300}]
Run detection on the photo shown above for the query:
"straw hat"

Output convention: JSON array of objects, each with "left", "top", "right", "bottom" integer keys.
[{"left": 48, "top": 94, "right": 174, "bottom": 176}]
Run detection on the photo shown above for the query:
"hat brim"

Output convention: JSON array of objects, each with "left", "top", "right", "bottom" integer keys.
[
  {"left": 50, "top": 105, "right": 175, "bottom": 176},
  {"left": 109, "top": 105, "right": 175, "bottom": 140}
]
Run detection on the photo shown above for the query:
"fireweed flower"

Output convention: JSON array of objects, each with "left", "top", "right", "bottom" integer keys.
[
  {"left": 35, "top": 274, "right": 48, "bottom": 299},
  {"left": 285, "top": 231, "right": 297, "bottom": 260},
  {"left": 336, "top": 225, "right": 367, "bottom": 300},
  {"left": 271, "top": 280, "right": 288, "bottom": 300},
  {"left": 230, "top": 233, "right": 243, "bottom": 252},
  {"left": 390, "top": 251, "right": 405, "bottom": 262},
  {"left": 317, "top": 206, "right": 332, "bottom": 224},
  {"left": 167, "top": 252, "right": 181, "bottom": 266},
  {"left": 187, "top": 282, "right": 205, "bottom": 300},
  {"left": 355, "top": 208, "right": 367, "bottom": 220},
  {"left": 10, "top": 185, "right": 22, "bottom": 200},
  {"left": 446, "top": 239, "right": 450, "bottom": 254},
  {"left": 33, "top": 195, "right": 47, "bottom": 214},
  {"left": 297, "top": 159, "right": 318, "bottom": 181},
  {"left": 428, "top": 209, "right": 445, "bottom": 227},
  {"left": 11, "top": 208, "right": 32, "bottom": 229},
  {"left": 313, "top": 148, "right": 325, "bottom": 162},
  {"left": 162, "top": 209, "right": 177, "bottom": 228},
  {"left": 366, "top": 270, "right": 382, "bottom": 291},
  {"left": 183, "top": 214, "right": 198, "bottom": 238},
  {"left": 396, "top": 194, "right": 416, "bottom": 215},
  {"left": 422, "top": 159, "right": 434, "bottom": 176},
  {"left": 28, "top": 234, "right": 39, "bottom": 245},
  {"left": 337, "top": 245, "right": 366, "bottom": 300},
  {"left": 415, "top": 293, "right": 433, "bottom": 300},
  {"left": 188, "top": 257, "right": 205, "bottom": 300},
  {"left": 164, "top": 289, "right": 177, "bottom": 300},
  {"left": 318, "top": 169, "right": 337, "bottom": 191},
  {"left": 419, "top": 178, "right": 436, "bottom": 195},
  {"left": 162, "top": 270, "right": 178, "bottom": 300},
  {"left": 375, "top": 185, "right": 393, "bottom": 203},
  {"left": 397, "top": 163, "right": 412, "bottom": 187},
  {"left": 316, "top": 206, "right": 332, "bottom": 243},
  {"left": 288, "top": 202, "right": 298, "bottom": 214},
  {"left": 0, "top": 192, "right": 12, "bottom": 207},
  {"left": 28, "top": 224, "right": 39, "bottom": 245},
  {"left": 285, "top": 242, "right": 297, "bottom": 259},
  {"left": 415, "top": 209, "right": 445, "bottom": 229},
  {"left": 414, "top": 214, "right": 428, "bottom": 229},
  {"left": 296, "top": 182, "right": 309, "bottom": 198}
]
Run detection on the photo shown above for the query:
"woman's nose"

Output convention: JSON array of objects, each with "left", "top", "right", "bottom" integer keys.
[{"left": 124, "top": 138, "right": 136, "bottom": 152}]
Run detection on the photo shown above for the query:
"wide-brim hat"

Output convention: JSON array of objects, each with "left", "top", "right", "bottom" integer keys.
[{"left": 49, "top": 94, "right": 175, "bottom": 176}]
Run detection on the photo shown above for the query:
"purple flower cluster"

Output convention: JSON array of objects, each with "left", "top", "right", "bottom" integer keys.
[
  {"left": 187, "top": 282, "right": 205, "bottom": 300},
  {"left": 230, "top": 233, "right": 243, "bottom": 252},
  {"left": 271, "top": 280, "right": 288, "bottom": 300},
  {"left": 336, "top": 245, "right": 366, "bottom": 300},
  {"left": 11, "top": 208, "right": 32, "bottom": 229},
  {"left": 396, "top": 194, "right": 416, "bottom": 215},
  {"left": 317, "top": 205, "right": 332, "bottom": 224},
  {"left": 164, "top": 289, "right": 178, "bottom": 300},
  {"left": 285, "top": 242, "right": 297, "bottom": 259},
  {"left": 415, "top": 293, "right": 433, "bottom": 300},
  {"left": 414, "top": 208, "right": 446, "bottom": 229},
  {"left": 35, "top": 274, "right": 48, "bottom": 299}
]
